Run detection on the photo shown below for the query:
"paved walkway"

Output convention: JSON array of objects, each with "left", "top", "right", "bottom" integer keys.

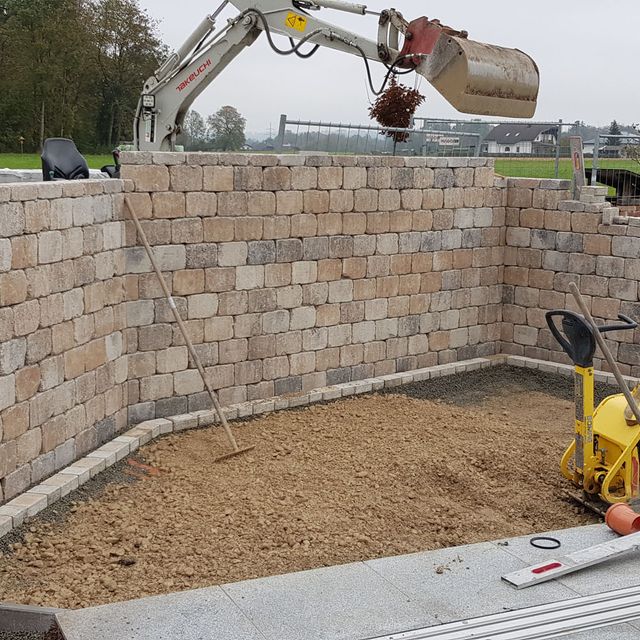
[{"left": 57, "top": 524, "right": 640, "bottom": 640}]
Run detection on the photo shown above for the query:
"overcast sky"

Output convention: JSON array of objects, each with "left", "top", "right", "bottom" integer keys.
[{"left": 137, "top": 0, "right": 639, "bottom": 136}]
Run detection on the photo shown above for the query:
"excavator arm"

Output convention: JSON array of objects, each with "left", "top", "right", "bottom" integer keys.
[{"left": 134, "top": 0, "right": 539, "bottom": 151}]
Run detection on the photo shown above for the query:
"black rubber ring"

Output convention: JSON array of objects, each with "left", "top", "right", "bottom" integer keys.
[{"left": 530, "top": 536, "right": 562, "bottom": 550}]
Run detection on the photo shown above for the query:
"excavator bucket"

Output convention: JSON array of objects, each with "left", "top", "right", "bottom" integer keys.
[{"left": 399, "top": 18, "right": 540, "bottom": 119}]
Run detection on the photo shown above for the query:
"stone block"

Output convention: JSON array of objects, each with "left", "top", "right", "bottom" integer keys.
[
  {"left": 248, "top": 240, "right": 276, "bottom": 265},
  {"left": 275, "top": 285, "right": 302, "bottom": 309},
  {"left": 355, "top": 189, "right": 379, "bottom": 212},
  {"left": 556, "top": 232, "right": 584, "bottom": 253},
  {"left": 203, "top": 166, "right": 234, "bottom": 191},
  {"left": 0, "top": 338, "right": 26, "bottom": 375},
  {"left": 234, "top": 166, "right": 263, "bottom": 191},
  {"left": 433, "top": 168, "right": 455, "bottom": 188},
  {"left": 171, "top": 218, "right": 203, "bottom": 244},
  {"left": 236, "top": 265, "right": 265, "bottom": 290},
  {"left": 263, "top": 264, "right": 291, "bottom": 289},
  {"left": 263, "top": 310, "right": 290, "bottom": 334},
  {"left": 174, "top": 370, "right": 204, "bottom": 396},
  {"left": 0, "top": 271, "right": 28, "bottom": 306},
  {"left": 506, "top": 227, "right": 531, "bottom": 247},
  {"left": 291, "top": 167, "right": 318, "bottom": 190},
  {"left": 568, "top": 253, "right": 596, "bottom": 275},
  {"left": 218, "top": 242, "right": 248, "bottom": 266},
  {"left": 172, "top": 269, "right": 205, "bottom": 295},
  {"left": 610, "top": 278, "right": 638, "bottom": 301},
  {"left": 343, "top": 167, "right": 367, "bottom": 189},
  {"left": 260, "top": 166, "right": 290, "bottom": 191},
  {"left": 423, "top": 189, "right": 444, "bottom": 210},
  {"left": 2, "top": 464, "right": 31, "bottom": 500},
  {"left": 218, "top": 192, "right": 248, "bottom": 216},
  {"left": 186, "top": 192, "right": 217, "bottom": 217},
  {"left": 15, "top": 365, "right": 40, "bottom": 402},
  {"left": 246, "top": 191, "right": 276, "bottom": 216},
  {"left": 16, "top": 428, "right": 42, "bottom": 465},
  {"left": 152, "top": 192, "right": 186, "bottom": 218},
  {"left": 329, "top": 190, "right": 354, "bottom": 213},
  {"left": 318, "top": 167, "right": 343, "bottom": 190},
  {"left": 0, "top": 202, "right": 25, "bottom": 237},
  {"left": 127, "top": 300, "right": 155, "bottom": 327},
  {"left": 612, "top": 236, "right": 640, "bottom": 259},
  {"left": 122, "top": 164, "right": 170, "bottom": 191},
  {"left": 290, "top": 307, "right": 316, "bottom": 330},
  {"left": 292, "top": 261, "right": 318, "bottom": 284},
  {"left": 11, "top": 235, "right": 39, "bottom": 271},
  {"left": 303, "top": 190, "right": 330, "bottom": 214},
  {"left": 276, "top": 191, "right": 303, "bottom": 215},
  {"left": 170, "top": 165, "right": 203, "bottom": 191}
]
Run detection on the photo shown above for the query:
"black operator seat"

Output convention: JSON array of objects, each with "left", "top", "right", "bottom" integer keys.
[{"left": 41, "top": 138, "right": 90, "bottom": 181}]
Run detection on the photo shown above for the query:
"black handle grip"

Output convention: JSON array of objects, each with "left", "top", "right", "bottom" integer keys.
[{"left": 545, "top": 311, "right": 581, "bottom": 361}]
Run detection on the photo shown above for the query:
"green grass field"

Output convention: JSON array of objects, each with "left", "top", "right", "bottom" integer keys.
[
  {"left": 2, "top": 152, "right": 638, "bottom": 182},
  {"left": 0, "top": 153, "right": 113, "bottom": 170},
  {"left": 494, "top": 158, "right": 640, "bottom": 180}
]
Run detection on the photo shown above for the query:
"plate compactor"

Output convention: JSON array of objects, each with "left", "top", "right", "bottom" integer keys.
[{"left": 546, "top": 309, "right": 640, "bottom": 507}]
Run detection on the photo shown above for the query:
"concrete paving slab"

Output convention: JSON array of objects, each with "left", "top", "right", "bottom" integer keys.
[
  {"left": 222, "top": 561, "right": 438, "bottom": 640},
  {"left": 567, "top": 624, "right": 640, "bottom": 638},
  {"left": 365, "top": 541, "right": 578, "bottom": 624},
  {"left": 55, "top": 526, "right": 640, "bottom": 640},
  {"left": 499, "top": 524, "right": 640, "bottom": 596},
  {"left": 56, "top": 587, "right": 264, "bottom": 640}
]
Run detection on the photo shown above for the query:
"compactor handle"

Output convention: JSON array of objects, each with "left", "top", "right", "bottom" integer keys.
[
  {"left": 546, "top": 310, "right": 638, "bottom": 369},
  {"left": 545, "top": 310, "right": 594, "bottom": 368},
  {"left": 598, "top": 314, "right": 638, "bottom": 334}
]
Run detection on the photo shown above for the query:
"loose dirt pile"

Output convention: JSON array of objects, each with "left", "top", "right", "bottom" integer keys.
[{"left": 0, "top": 367, "right": 598, "bottom": 609}]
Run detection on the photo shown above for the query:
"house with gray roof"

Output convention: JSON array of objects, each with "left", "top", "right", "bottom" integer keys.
[{"left": 482, "top": 123, "right": 558, "bottom": 155}]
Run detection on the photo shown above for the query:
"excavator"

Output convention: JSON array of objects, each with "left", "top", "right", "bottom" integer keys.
[{"left": 133, "top": 0, "right": 540, "bottom": 151}]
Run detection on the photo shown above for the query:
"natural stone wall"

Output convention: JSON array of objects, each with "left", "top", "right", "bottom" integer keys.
[
  {"left": 0, "top": 180, "right": 128, "bottom": 502},
  {"left": 2, "top": 153, "right": 639, "bottom": 506},
  {"left": 500, "top": 180, "right": 640, "bottom": 375},
  {"left": 120, "top": 153, "right": 505, "bottom": 422}
]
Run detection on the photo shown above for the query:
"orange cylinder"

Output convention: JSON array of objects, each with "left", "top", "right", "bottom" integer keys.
[{"left": 605, "top": 503, "right": 640, "bottom": 536}]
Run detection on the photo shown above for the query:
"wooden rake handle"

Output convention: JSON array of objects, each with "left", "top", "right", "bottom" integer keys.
[{"left": 124, "top": 196, "right": 242, "bottom": 453}]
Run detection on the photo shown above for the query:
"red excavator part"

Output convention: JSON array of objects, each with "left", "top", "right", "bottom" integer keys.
[{"left": 397, "top": 17, "right": 468, "bottom": 68}]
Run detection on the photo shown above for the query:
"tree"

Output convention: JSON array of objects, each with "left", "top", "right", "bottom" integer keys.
[
  {"left": 89, "top": 0, "right": 166, "bottom": 147},
  {"left": 627, "top": 123, "right": 640, "bottom": 166},
  {"left": 207, "top": 106, "right": 246, "bottom": 151},
  {"left": 179, "top": 110, "right": 208, "bottom": 150},
  {"left": 0, "top": 0, "right": 165, "bottom": 152},
  {"left": 608, "top": 120, "right": 622, "bottom": 146}
]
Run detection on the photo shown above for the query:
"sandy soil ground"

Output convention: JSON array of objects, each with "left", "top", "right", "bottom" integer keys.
[{"left": 0, "top": 367, "right": 599, "bottom": 610}]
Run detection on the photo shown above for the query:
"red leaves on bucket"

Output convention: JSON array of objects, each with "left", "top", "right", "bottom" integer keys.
[{"left": 369, "top": 77, "right": 425, "bottom": 143}]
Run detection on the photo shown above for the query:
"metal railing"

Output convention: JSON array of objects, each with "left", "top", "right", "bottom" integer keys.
[
  {"left": 275, "top": 114, "right": 566, "bottom": 178},
  {"left": 275, "top": 115, "right": 481, "bottom": 157},
  {"left": 590, "top": 133, "right": 640, "bottom": 207}
]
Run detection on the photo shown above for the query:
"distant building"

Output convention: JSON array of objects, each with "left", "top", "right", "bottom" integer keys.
[{"left": 482, "top": 123, "right": 558, "bottom": 155}]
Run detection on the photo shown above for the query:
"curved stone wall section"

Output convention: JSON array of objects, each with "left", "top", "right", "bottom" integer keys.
[{"left": 0, "top": 180, "right": 128, "bottom": 502}]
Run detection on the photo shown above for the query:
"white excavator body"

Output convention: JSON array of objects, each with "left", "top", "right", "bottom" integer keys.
[{"left": 134, "top": 0, "right": 540, "bottom": 151}]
